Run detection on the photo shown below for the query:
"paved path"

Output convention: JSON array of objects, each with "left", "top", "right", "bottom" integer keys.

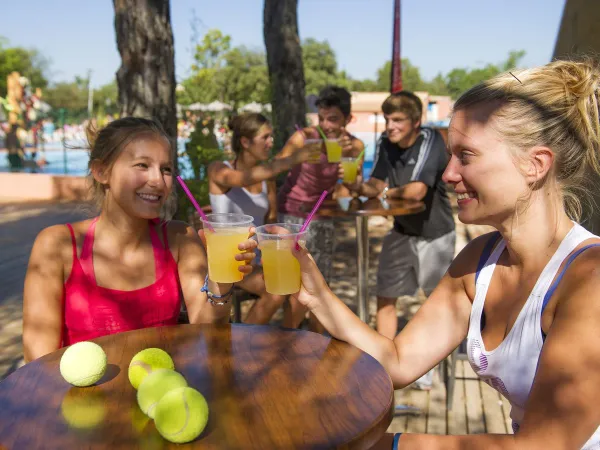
[{"left": 0, "top": 201, "right": 90, "bottom": 379}]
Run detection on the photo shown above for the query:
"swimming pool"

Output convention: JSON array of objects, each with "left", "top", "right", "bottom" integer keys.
[{"left": 1, "top": 139, "right": 376, "bottom": 179}]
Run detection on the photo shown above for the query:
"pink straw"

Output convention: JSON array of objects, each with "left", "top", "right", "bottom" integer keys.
[
  {"left": 176, "top": 176, "right": 214, "bottom": 232},
  {"left": 299, "top": 190, "right": 329, "bottom": 235}
]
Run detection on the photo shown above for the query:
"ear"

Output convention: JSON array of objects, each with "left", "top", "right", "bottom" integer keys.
[
  {"left": 413, "top": 118, "right": 422, "bottom": 130},
  {"left": 524, "top": 146, "right": 554, "bottom": 184},
  {"left": 90, "top": 160, "right": 109, "bottom": 185},
  {"left": 345, "top": 114, "right": 353, "bottom": 126},
  {"left": 240, "top": 136, "right": 250, "bottom": 150}
]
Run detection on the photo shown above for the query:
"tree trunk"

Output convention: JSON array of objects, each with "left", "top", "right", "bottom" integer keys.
[
  {"left": 113, "top": 0, "right": 177, "bottom": 141},
  {"left": 263, "top": 0, "right": 306, "bottom": 149}
]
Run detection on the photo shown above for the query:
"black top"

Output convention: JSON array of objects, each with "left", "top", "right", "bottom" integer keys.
[{"left": 370, "top": 127, "right": 455, "bottom": 239}]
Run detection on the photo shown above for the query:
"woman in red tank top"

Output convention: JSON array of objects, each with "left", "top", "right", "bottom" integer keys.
[{"left": 22, "top": 118, "right": 257, "bottom": 362}]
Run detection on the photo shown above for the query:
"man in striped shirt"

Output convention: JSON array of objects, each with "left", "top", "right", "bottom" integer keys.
[{"left": 343, "top": 91, "right": 455, "bottom": 389}]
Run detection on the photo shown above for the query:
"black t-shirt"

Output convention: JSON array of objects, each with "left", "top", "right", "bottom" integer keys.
[{"left": 370, "top": 128, "right": 455, "bottom": 239}]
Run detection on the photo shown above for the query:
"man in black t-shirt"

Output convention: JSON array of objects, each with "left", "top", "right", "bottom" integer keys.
[{"left": 342, "top": 91, "right": 455, "bottom": 389}]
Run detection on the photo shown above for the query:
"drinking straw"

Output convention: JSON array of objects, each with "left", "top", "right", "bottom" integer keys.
[
  {"left": 355, "top": 149, "right": 365, "bottom": 162},
  {"left": 176, "top": 176, "right": 214, "bottom": 232},
  {"left": 297, "top": 190, "right": 329, "bottom": 244},
  {"left": 315, "top": 126, "right": 328, "bottom": 141}
]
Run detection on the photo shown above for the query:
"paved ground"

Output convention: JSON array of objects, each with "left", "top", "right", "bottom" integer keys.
[{"left": 0, "top": 198, "right": 508, "bottom": 436}]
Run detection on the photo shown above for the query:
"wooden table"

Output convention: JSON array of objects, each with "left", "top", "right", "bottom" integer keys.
[
  {"left": 314, "top": 197, "right": 425, "bottom": 322},
  {"left": 0, "top": 324, "right": 394, "bottom": 449}
]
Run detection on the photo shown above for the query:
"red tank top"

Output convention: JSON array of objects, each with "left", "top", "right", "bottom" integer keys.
[{"left": 62, "top": 218, "right": 181, "bottom": 346}]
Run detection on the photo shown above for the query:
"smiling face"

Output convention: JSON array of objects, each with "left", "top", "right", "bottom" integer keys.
[
  {"left": 384, "top": 111, "right": 421, "bottom": 148},
  {"left": 317, "top": 106, "right": 349, "bottom": 139},
  {"left": 243, "top": 124, "right": 274, "bottom": 162},
  {"left": 443, "top": 104, "right": 532, "bottom": 226},
  {"left": 93, "top": 135, "right": 174, "bottom": 220}
]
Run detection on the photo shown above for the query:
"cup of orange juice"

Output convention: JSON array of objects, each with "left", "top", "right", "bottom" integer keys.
[
  {"left": 340, "top": 157, "right": 359, "bottom": 183},
  {"left": 304, "top": 138, "right": 323, "bottom": 164},
  {"left": 325, "top": 139, "right": 342, "bottom": 162},
  {"left": 255, "top": 224, "right": 307, "bottom": 295},
  {"left": 201, "top": 213, "right": 254, "bottom": 283}
]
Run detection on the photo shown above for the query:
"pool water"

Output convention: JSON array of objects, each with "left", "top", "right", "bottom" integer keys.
[{"left": 1, "top": 139, "right": 375, "bottom": 179}]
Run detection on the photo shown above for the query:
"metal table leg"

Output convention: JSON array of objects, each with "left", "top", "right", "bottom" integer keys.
[{"left": 356, "top": 216, "right": 369, "bottom": 322}]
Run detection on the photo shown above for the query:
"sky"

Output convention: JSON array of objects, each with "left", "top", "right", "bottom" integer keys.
[{"left": 3, "top": 0, "right": 566, "bottom": 89}]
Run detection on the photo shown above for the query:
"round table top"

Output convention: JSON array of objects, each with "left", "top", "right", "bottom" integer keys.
[
  {"left": 0, "top": 324, "right": 394, "bottom": 450},
  {"left": 305, "top": 196, "right": 425, "bottom": 218}
]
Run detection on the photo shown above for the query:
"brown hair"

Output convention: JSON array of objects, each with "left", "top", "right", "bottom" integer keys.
[
  {"left": 454, "top": 58, "right": 600, "bottom": 222},
  {"left": 382, "top": 91, "right": 423, "bottom": 123},
  {"left": 228, "top": 113, "right": 269, "bottom": 154},
  {"left": 86, "top": 117, "right": 177, "bottom": 219}
]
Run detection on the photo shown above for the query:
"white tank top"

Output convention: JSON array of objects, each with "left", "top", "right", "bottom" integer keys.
[
  {"left": 467, "top": 223, "right": 600, "bottom": 448},
  {"left": 209, "top": 161, "right": 269, "bottom": 226}
]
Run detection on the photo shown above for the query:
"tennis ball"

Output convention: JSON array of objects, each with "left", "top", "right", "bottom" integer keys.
[
  {"left": 154, "top": 387, "right": 209, "bottom": 444},
  {"left": 137, "top": 369, "right": 188, "bottom": 418},
  {"left": 61, "top": 388, "right": 106, "bottom": 429},
  {"left": 60, "top": 341, "right": 107, "bottom": 387},
  {"left": 128, "top": 348, "right": 174, "bottom": 390}
]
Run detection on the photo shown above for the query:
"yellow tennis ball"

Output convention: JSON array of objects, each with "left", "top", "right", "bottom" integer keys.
[
  {"left": 137, "top": 369, "right": 188, "bottom": 418},
  {"left": 61, "top": 389, "right": 106, "bottom": 429},
  {"left": 128, "top": 348, "right": 174, "bottom": 390},
  {"left": 60, "top": 341, "right": 107, "bottom": 387},
  {"left": 154, "top": 387, "right": 209, "bottom": 444}
]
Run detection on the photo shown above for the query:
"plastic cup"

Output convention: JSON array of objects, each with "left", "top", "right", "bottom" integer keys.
[
  {"left": 304, "top": 138, "right": 323, "bottom": 164},
  {"left": 255, "top": 224, "right": 307, "bottom": 295},
  {"left": 325, "top": 139, "right": 342, "bottom": 162},
  {"left": 340, "top": 157, "right": 359, "bottom": 183},
  {"left": 201, "top": 213, "right": 254, "bottom": 283}
]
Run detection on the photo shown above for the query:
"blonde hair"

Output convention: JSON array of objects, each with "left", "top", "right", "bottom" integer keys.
[
  {"left": 85, "top": 117, "right": 177, "bottom": 220},
  {"left": 454, "top": 58, "right": 600, "bottom": 222}
]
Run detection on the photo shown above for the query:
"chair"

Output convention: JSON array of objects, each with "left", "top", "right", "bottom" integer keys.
[{"left": 444, "top": 340, "right": 469, "bottom": 410}]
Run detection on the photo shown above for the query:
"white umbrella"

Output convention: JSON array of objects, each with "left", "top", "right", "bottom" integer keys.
[
  {"left": 239, "top": 102, "right": 272, "bottom": 113},
  {"left": 206, "top": 101, "right": 232, "bottom": 112},
  {"left": 187, "top": 103, "right": 208, "bottom": 111}
]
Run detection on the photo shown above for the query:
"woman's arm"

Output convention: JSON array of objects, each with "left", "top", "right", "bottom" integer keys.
[
  {"left": 23, "top": 226, "right": 70, "bottom": 362},
  {"left": 265, "top": 180, "right": 278, "bottom": 224},
  {"left": 372, "top": 246, "right": 600, "bottom": 450},
  {"left": 209, "top": 134, "right": 312, "bottom": 190},
  {"left": 291, "top": 235, "right": 489, "bottom": 388},
  {"left": 172, "top": 221, "right": 256, "bottom": 324}
]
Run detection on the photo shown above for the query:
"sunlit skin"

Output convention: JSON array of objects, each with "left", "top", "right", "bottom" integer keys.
[
  {"left": 23, "top": 133, "right": 258, "bottom": 362},
  {"left": 286, "top": 100, "right": 600, "bottom": 449},
  {"left": 93, "top": 137, "right": 174, "bottom": 220},
  {"left": 384, "top": 111, "right": 421, "bottom": 148},
  {"left": 317, "top": 106, "right": 351, "bottom": 139},
  {"left": 240, "top": 124, "right": 274, "bottom": 164},
  {"left": 443, "top": 105, "right": 537, "bottom": 228}
]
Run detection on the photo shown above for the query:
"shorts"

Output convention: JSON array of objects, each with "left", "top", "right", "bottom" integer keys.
[
  {"left": 278, "top": 213, "right": 336, "bottom": 282},
  {"left": 377, "top": 229, "right": 456, "bottom": 298}
]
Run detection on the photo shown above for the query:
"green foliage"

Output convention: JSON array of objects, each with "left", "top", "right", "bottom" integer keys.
[
  {"left": 181, "top": 116, "right": 224, "bottom": 181},
  {"left": 44, "top": 77, "right": 119, "bottom": 123},
  {"left": 0, "top": 39, "right": 49, "bottom": 97},
  {"left": 178, "top": 29, "right": 269, "bottom": 109},
  {"left": 179, "top": 28, "right": 525, "bottom": 106},
  {"left": 176, "top": 116, "right": 225, "bottom": 220}
]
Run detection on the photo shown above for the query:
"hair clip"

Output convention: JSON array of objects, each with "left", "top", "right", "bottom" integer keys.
[{"left": 509, "top": 72, "right": 523, "bottom": 85}]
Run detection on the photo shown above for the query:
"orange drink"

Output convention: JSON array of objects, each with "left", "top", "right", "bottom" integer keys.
[
  {"left": 255, "top": 223, "right": 307, "bottom": 295},
  {"left": 201, "top": 213, "right": 254, "bottom": 283}
]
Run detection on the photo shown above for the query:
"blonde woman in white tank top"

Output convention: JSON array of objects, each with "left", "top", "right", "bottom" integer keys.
[
  {"left": 208, "top": 113, "right": 313, "bottom": 326},
  {"left": 283, "top": 60, "right": 600, "bottom": 449}
]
